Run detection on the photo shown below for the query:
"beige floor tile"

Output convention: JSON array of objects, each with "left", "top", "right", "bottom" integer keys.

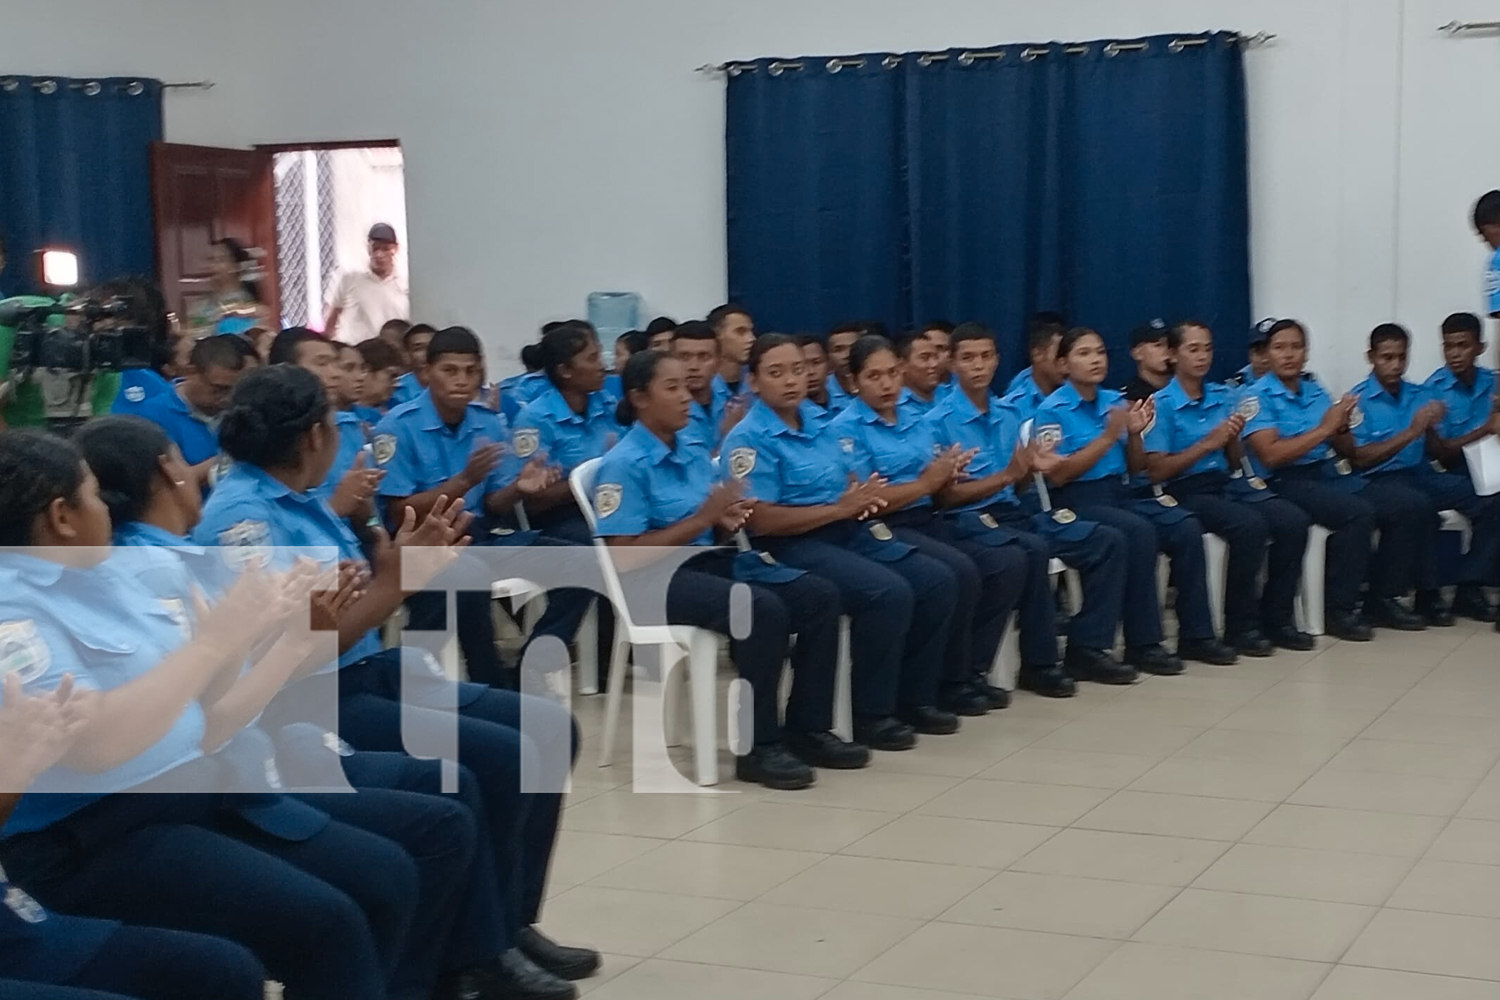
[
  {"left": 1215, "top": 701, "right": 1387, "bottom": 737},
  {"left": 1359, "top": 711, "right": 1500, "bottom": 748},
  {"left": 979, "top": 747, "right": 1161, "bottom": 789},
  {"left": 561, "top": 788, "right": 746, "bottom": 839},
  {"left": 1427, "top": 818, "right": 1500, "bottom": 866},
  {"left": 1175, "top": 729, "right": 1349, "bottom": 768},
  {"left": 539, "top": 886, "right": 739, "bottom": 957},
  {"left": 842, "top": 814, "right": 1058, "bottom": 869},
  {"left": 660, "top": 902, "right": 922, "bottom": 978},
  {"left": 1344, "top": 908, "right": 1500, "bottom": 981},
  {"left": 1245, "top": 805, "right": 1448, "bottom": 857},
  {"left": 1387, "top": 859, "right": 1500, "bottom": 919},
  {"left": 1310, "top": 966, "right": 1500, "bottom": 1000},
  {"left": 576, "top": 954, "right": 642, "bottom": 997},
  {"left": 923, "top": 778, "right": 1114, "bottom": 827},
  {"left": 587, "top": 840, "right": 823, "bottom": 900},
  {"left": 1074, "top": 790, "right": 1274, "bottom": 842},
  {"left": 583, "top": 958, "right": 834, "bottom": 1000},
  {"left": 680, "top": 801, "right": 897, "bottom": 853},
  {"left": 940, "top": 870, "right": 1178, "bottom": 938},
  {"left": 1192, "top": 843, "right": 1414, "bottom": 905},
  {"left": 821, "top": 984, "right": 996, "bottom": 1000},
  {"left": 759, "top": 855, "right": 994, "bottom": 919},
  {"left": 780, "top": 769, "right": 960, "bottom": 813},
  {"left": 1392, "top": 687, "right": 1500, "bottom": 719},
  {"left": 1083, "top": 696, "right": 1239, "bottom": 729},
  {"left": 549, "top": 831, "right": 670, "bottom": 888},
  {"left": 1322, "top": 738, "right": 1500, "bottom": 779},
  {"left": 1288, "top": 769, "right": 1477, "bottom": 817},
  {"left": 1064, "top": 942, "right": 1330, "bottom": 1000},
  {"left": 1011, "top": 828, "right": 1229, "bottom": 886},
  {"left": 1128, "top": 756, "right": 1319, "bottom": 802},
  {"left": 870, "top": 728, "right": 1040, "bottom": 779},
  {"left": 1249, "top": 682, "right": 1405, "bottom": 711},
  {"left": 1459, "top": 780, "right": 1500, "bottom": 821},
  {"left": 1135, "top": 673, "right": 1281, "bottom": 704},
  {"left": 852, "top": 922, "right": 1118, "bottom": 999},
  {"left": 1133, "top": 888, "right": 1375, "bottom": 962},
  {"left": 1032, "top": 720, "right": 1203, "bottom": 757}
]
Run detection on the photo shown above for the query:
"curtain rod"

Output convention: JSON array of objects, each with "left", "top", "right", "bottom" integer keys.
[
  {"left": 1439, "top": 20, "right": 1500, "bottom": 35},
  {"left": 0, "top": 77, "right": 214, "bottom": 95},
  {"left": 164, "top": 81, "right": 215, "bottom": 90},
  {"left": 695, "top": 30, "right": 1277, "bottom": 75}
]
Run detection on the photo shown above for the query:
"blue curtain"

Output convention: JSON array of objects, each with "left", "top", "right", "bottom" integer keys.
[
  {"left": 0, "top": 76, "right": 164, "bottom": 296},
  {"left": 726, "top": 33, "right": 1251, "bottom": 384}
]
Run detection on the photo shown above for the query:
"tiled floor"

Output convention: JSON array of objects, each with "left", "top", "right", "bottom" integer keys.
[{"left": 544, "top": 621, "right": 1500, "bottom": 999}]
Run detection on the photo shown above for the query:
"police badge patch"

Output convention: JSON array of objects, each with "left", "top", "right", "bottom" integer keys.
[
  {"left": 0, "top": 621, "right": 50, "bottom": 685},
  {"left": 728, "top": 447, "right": 757, "bottom": 479},
  {"left": 123, "top": 385, "right": 146, "bottom": 403},
  {"left": 1238, "top": 395, "right": 1261, "bottom": 420},
  {"left": 594, "top": 483, "right": 623, "bottom": 518},
  {"left": 513, "top": 429, "right": 540, "bottom": 459},
  {"left": 1347, "top": 406, "right": 1364, "bottom": 429},
  {"left": 839, "top": 437, "right": 855, "bottom": 454},
  {"left": 218, "top": 520, "right": 272, "bottom": 571},
  {"left": 373, "top": 434, "right": 397, "bottom": 465},
  {"left": 1035, "top": 424, "right": 1063, "bottom": 448}
]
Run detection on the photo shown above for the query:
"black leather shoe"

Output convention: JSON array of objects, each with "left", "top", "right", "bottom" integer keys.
[
  {"left": 1226, "top": 630, "right": 1275, "bottom": 657},
  {"left": 516, "top": 927, "right": 600, "bottom": 982},
  {"left": 899, "top": 705, "right": 960, "bottom": 735},
  {"left": 1018, "top": 663, "right": 1077, "bottom": 698},
  {"left": 433, "top": 968, "right": 493, "bottom": 1000},
  {"left": 1064, "top": 646, "right": 1138, "bottom": 685},
  {"left": 853, "top": 716, "right": 918, "bottom": 752},
  {"left": 1327, "top": 613, "right": 1374, "bottom": 642},
  {"left": 786, "top": 731, "right": 871, "bottom": 770},
  {"left": 938, "top": 684, "right": 991, "bottom": 717},
  {"left": 1454, "top": 585, "right": 1499, "bottom": 623},
  {"left": 1177, "top": 638, "right": 1239, "bottom": 667},
  {"left": 979, "top": 680, "right": 1011, "bottom": 710},
  {"left": 491, "top": 949, "right": 578, "bottom": 1000},
  {"left": 1270, "top": 626, "right": 1317, "bottom": 651},
  {"left": 1364, "top": 597, "right": 1427, "bottom": 632},
  {"left": 735, "top": 743, "right": 815, "bottom": 790},
  {"left": 1415, "top": 591, "right": 1456, "bottom": 627},
  {"left": 1125, "top": 643, "right": 1186, "bottom": 676}
]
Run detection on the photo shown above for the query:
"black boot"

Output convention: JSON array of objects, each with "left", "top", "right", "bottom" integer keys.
[
  {"left": 938, "top": 683, "right": 991, "bottom": 717},
  {"left": 1226, "top": 630, "right": 1275, "bottom": 657},
  {"left": 490, "top": 949, "right": 577, "bottom": 1000},
  {"left": 899, "top": 705, "right": 960, "bottom": 735},
  {"left": 1064, "top": 646, "right": 1137, "bottom": 685},
  {"left": 1125, "top": 643, "right": 1185, "bottom": 676},
  {"left": 1176, "top": 638, "right": 1239, "bottom": 667},
  {"left": 1415, "top": 591, "right": 1456, "bottom": 627},
  {"left": 516, "top": 927, "right": 600, "bottom": 982},
  {"left": 1327, "top": 613, "right": 1374, "bottom": 642},
  {"left": 1270, "top": 626, "right": 1317, "bottom": 651},
  {"left": 786, "top": 731, "right": 871, "bottom": 770},
  {"left": 735, "top": 743, "right": 815, "bottom": 790},
  {"left": 1018, "top": 663, "right": 1077, "bottom": 698},
  {"left": 975, "top": 679, "right": 1011, "bottom": 710},
  {"left": 1453, "top": 584, "right": 1499, "bottom": 623},
  {"left": 1364, "top": 597, "right": 1427, "bottom": 632},
  {"left": 852, "top": 716, "right": 918, "bottom": 751}
]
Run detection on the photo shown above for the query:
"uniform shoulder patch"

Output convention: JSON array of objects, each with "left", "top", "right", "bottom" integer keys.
[
  {"left": 217, "top": 519, "right": 272, "bottom": 571},
  {"left": 1347, "top": 405, "right": 1365, "bottom": 429},
  {"left": 839, "top": 437, "right": 855, "bottom": 454},
  {"left": 123, "top": 385, "right": 146, "bottom": 403},
  {"left": 1035, "top": 423, "right": 1063, "bottom": 448},
  {"left": 728, "top": 447, "right": 757, "bottom": 479},
  {"left": 513, "top": 428, "right": 540, "bottom": 459},
  {"left": 594, "top": 483, "right": 623, "bottom": 518},
  {"left": 1237, "top": 395, "right": 1261, "bottom": 420},
  {"left": 373, "top": 433, "right": 397, "bottom": 465},
  {"left": 0, "top": 620, "right": 50, "bottom": 685}
]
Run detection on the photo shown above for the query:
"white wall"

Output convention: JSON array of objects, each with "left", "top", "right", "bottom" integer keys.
[{"left": 6, "top": 0, "right": 1499, "bottom": 388}]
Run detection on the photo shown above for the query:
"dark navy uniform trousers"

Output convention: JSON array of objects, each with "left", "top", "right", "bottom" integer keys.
[
  {"left": 3, "top": 924, "right": 264, "bottom": 1000},
  {"left": 1370, "top": 468, "right": 1500, "bottom": 590},
  {"left": 1270, "top": 463, "right": 1376, "bottom": 617}
]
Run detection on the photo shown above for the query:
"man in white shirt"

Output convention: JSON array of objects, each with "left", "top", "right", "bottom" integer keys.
[{"left": 324, "top": 222, "right": 409, "bottom": 344}]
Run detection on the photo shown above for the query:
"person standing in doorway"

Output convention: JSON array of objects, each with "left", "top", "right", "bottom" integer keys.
[{"left": 324, "top": 223, "right": 410, "bottom": 344}]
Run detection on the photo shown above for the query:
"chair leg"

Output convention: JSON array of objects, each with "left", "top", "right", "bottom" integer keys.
[
  {"left": 663, "top": 650, "right": 684, "bottom": 748},
  {"left": 577, "top": 600, "right": 599, "bottom": 696},
  {"left": 596, "top": 634, "right": 631, "bottom": 768},
  {"left": 1301, "top": 527, "right": 1329, "bottom": 636},
  {"left": 688, "top": 631, "right": 720, "bottom": 786},
  {"left": 833, "top": 618, "right": 853, "bottom": 743},
  {"left": 992, "top": 614, "right": 1020, "bottom": 690},
  {"left": 1205, "top": 534, "right": 1228, "bottom": 637}
]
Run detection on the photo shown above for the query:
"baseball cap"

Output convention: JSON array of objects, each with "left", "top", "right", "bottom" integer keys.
[
  {"left": 367, "top": 223, "right": 398, "bottom": 244},
  {"left": 1129, "top": 318, "right": 1169, "bottom": 347},
  {"left": 1249, "top": 317, "right": 1278, "bottom": 347}
]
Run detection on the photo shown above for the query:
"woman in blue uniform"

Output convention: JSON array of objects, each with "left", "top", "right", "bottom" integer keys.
[
  {"left": 1142, "top": 322, "right": 1315, "bottom": 655},
  {"left": 0, "top": 429, "right": 419, "bottom": 1000},
  {"left": 831, "top": 336, "right": 1023, "bottom": 715},
  {"left": 1242, "top": 320, "right": 1377, "bottom": 641},
  {"left": 722, "top": 335, "right": 960, "bottom": 745},
  {"left": 1035, "top": 328, "right": 1239, "bottom": 675},
  {"left": 193, "top": 365, "right": 600, "bottom": 996},
  {"left": 591, "top": 350, "right": 866, "bottom": 788}
]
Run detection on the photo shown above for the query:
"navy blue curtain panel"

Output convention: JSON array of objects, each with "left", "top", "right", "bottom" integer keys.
[
  {"left": 725, "top": 32, "right": 1251, "bottom": 384},
  {"left": 0, "top": 76, "right": 164, "bottom": 296}
]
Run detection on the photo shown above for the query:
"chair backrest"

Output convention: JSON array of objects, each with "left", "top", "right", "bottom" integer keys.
[
  {"left": 570, "top": 458, "right": 604, "bottom": 534},
  {"left": 568, "top": 457, "right": 634, "bottom": 623},
  {"left": 1017, "top": 418, "right": 1053, "bottom": 512}
]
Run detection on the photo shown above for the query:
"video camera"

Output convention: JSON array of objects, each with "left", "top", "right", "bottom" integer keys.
[{"left": 0, "top": 294, "right": 153, "bottom": 374}]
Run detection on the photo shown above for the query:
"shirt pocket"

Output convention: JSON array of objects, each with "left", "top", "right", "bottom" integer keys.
[{"left": 781, "top": 461, "right": 829, "bottom": 504}]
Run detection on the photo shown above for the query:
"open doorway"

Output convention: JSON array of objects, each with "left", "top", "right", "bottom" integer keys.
[{"left": 266, "top": 141, "right": 408, "bottom": 333}]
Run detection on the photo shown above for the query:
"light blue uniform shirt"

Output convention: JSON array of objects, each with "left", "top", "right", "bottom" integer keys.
[
  {"left": 1424, "top": 365, "right": 1496, "bottom": 439},
  {"left": 193, "top": 464, "right": 377, "bottom": 669},
  {"left": 592, "top": 422, "right": 718, "bottom": 545},
  {"left": 1000, "top": 372, "right": 1050, "bottom": 423},
  {"left": 110, "top": 368, "right": 175, "bottom": 415},
  {"left": 134, "top": 388, "right": 219, "bottom": 467},
  {"left": 1005, "top": 367, "right": 1033, "bottom": 396},
  {"left": 373, "top": 389, "right": 517, "bottom": 515},
  {"left": 511, "top": 384, "right": 621, "bottom": 475},
  {"left": 831, "top": 399, "right": 940, "bottom": 510},
  {"left": 898, "top": 386, "right": 943, "bottom": 419},
  {"left": 823, "top": 374, "right": 854, "bottom": 416},
  {"left": 722, "top": 399, "right": 851, "bottom": 506},
  {"left": 1033, "top": 382, "right": 1128, "bottom": 482},
  {"left": 1242, "top": 372, "right": 1339, "bottom": 467},
  {"left": 317, "top": 409, "right": 371, "bottom": 500},
  {"left": 503, "top": 371, "right": 550, "bottom": 407},
  {"left": 685, "top": 391, "right": 727, "bottom": 451},
  {"left": 0, "top": 554, "right": 205, "bottom": 834},
  {"left": 1487, "top": 245, "right": 1500, "bottom": 317},
  {"left": 928, "top": 389, "right": 1025, "bottom": 512},
  {"left": 387, "top": 371, "right": 424, "bottom": 409},
  {"left": 1142, "top": 377, "right": 1238, "bottom": 479},
  {"left": 1349, "top": 375, "right": 1428, "bottom": 474}
]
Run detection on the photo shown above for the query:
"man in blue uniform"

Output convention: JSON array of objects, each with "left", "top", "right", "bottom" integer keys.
[
  {"left": 1473, "top": 191, "right": 1500, "bottom": 354},
  {"left": 388, "top": 323, "right": 437, "bottom": 409},
  {"left": 708, "top": 303, "right": 755, "bottom": 399},
  {"left": 800, "top": 336, "right": 834, "bottom": 412},
  {"left": 823, "top": 324, "right": 861, "bottom": 416},
  {"left": 1352, "top": 323, "right": 1500, "bottom": 625},
  {"left": 1121, "top": 319, "right": 1175, "bottom": 402},
  {"left": 135, "top": 335, "right": 257, "bottom": 487},
  {"left": 897, "top": 328, "right": 948, "bottom": 416},
  {"left": 1001, "top": 320, "right": 1068, "bottom": 421},
  {"left": 672, "top": 320, "right": 732, "bottom": 449}
]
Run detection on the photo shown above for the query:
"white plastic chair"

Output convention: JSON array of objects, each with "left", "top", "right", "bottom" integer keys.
[
  {"left": 990, "top": 558, "right": 1067, "bottom": 690},
  {"left": 571, "top": 458, "right": 723, "bottom": 785},
  {"left": 1155, "top": 534, "right": 1228, "bottom": 636}
]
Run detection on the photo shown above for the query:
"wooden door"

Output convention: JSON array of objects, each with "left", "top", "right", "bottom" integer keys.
[{"left": 150, "top": 142, "right": 279, "bottom": 328}]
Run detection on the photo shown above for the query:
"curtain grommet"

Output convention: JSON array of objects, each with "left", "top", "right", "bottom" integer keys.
[
  {"left": 882, "top": 55, "right": 901, "bottom": 69},
  {"left": 81, "top": 81, "right": 102, "bottom": 96},
  {"left": 35, "top": 80, "right": 58, "bottom": 95},
  {"left": 0, "top": 78, "right": 17, "bottom": 93},
  {"left": 125, "top": 80, "right": 145, "bottom": 95}
]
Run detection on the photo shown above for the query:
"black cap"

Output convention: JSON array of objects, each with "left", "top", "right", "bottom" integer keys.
[
  {"left": 1129, "top": 318, "right": 1169, "bottom": 348},
  {"left": 1249, "top": 317, "right": 1278, "bottom": 347},
  {"left": 367, "top": 223, "right": 398, "bottom": 244}
]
